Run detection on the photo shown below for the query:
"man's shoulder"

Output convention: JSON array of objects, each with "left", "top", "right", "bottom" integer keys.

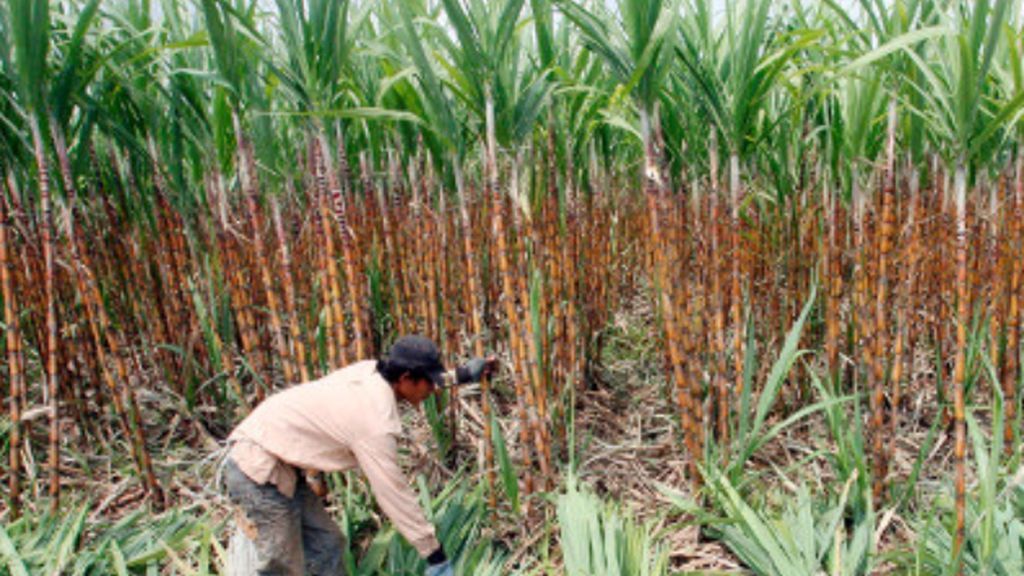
[
  {"left": 322, "top": 360, "right": 387, "bottom": 386},
  {"left": 336, "top": 361, "right": 401, "bottom": 434},
  {"left": 319, "top": 360, "right": 395, "bottom": 410}
]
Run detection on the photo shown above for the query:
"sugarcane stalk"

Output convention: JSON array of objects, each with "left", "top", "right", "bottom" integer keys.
[
  {"left": 454, "top": 159, "right": 496, "bottom": 510},
  {"left": 312, "top": 137, "right": 349, "bottom": 367},
  {"left": 706, "top": 134, "right": 726, "bottom": 442},
  {"left": 319, "top": 132, "right": 368, "bottom": 360},
  {"left": 2, "top": 185, "right": 23, "bottom": 519},
  {"left": 1005, "top": 151, "right": 1022, "bottom": 453},
  {"left": 645, "top": 108, "right": 701, "bottom": 484},
  {"left": 424, "top": 209, "right": 441, "bottom": 349},
  {"left": 336, "top": 123, "right": 352, "bottom": 202},
  {"left": 825, "top": 172, "right": 842, "bottom": 381},
  {"left": 892, "top": 163, "right": 919, "bottom": 440},
  {"left": 406, "top": 155, "right": 429, "bottom": 336},
  {"left": 852, "top": 165, "right": 876, "bottom": 409},
  {"left": 272, "top": 195, "right": 309, "bottom": 383},
  {"left": 233, "top": 112, "right": 294, "bottom": 387},
  {"left": 435, "top": 164, "right": 460, "bottom": 444},
  {"left": 420, "top": 148, "right": 442, "bottom": 345},
  {"left": 989, "top": 172, "right": 1006, "bottom": 386},
  {"left": 710, "top": 137, "right": 729, "bottom": 449},
  {"left": 485, "top": 83, "right": 541, "bottom": 495},
  {"left": 951, "top": 160, "right": 968, "bottom": 570},
  {"left": 78, "top": 262, "right": 158, "bottom": 495},
  {"left": 72, "top": 228, "right": 165, "bottom": 507},
  {"left": 871, "top": 101, "right": 897, "bottom": 504},
  {"left": 149, "top": 137, "right": 192, "bottom": 384},
  {"left": 510, "top": 167, "right": 553, "bottom": 491},
  {"left": 196, "top": 176, "right": 244, "bottom": 410},
  {"left": 27, "top": 114, "right": 61, "bottom": 511},
  {"left": 728, "top": 152, "right": 744, "bottom": 438},
  {"left": 381, "top": 151, "right": 404, "bottom": 334},
  {"left": 514, "top": 149, "right": 553, "bottom": 481}
]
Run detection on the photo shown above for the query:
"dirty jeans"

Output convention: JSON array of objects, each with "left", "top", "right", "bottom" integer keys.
[{"left": 224, "top": 456, "right": 346, "bottom": 576}]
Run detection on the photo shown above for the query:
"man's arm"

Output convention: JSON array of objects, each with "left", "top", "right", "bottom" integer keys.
[
  {"left": 450, "top": 356, "right": 498, "bottom": 385},
  {"left": 352, "top": 433, "right": 444, "bottom": 560}
]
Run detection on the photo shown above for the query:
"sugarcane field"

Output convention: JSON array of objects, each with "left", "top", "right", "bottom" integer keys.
[{"left": 3, "top": 0, "right": 1024, "bottom": 573}]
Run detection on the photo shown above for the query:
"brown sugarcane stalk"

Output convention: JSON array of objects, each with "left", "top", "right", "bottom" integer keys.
[
  {"left": 2, "top": 185, "right": 23, "bottom": 519},
  {"left": 72, "top": 229, "right": 165, "bottom": 507},
  {"left": 546, "top": 111, "right": 561, "bottom": 386},
  {"left": 27, "top": 114, "right": 61, "bottom": 511},
  {"left": 709, "top": 133, "right": 729, "bottom": 448},
  {"left": 546, "top": 199, "right": 565, "bottom": 416},
  {"left": 989, "top": 172, "right": 1006, "bottom": 389},
  {"left": 563, "top": 145, "right": 581, "bottom": 394},
  {"left": 514, "top": 149, "right": 553, "bottom": 481},
  {"left": 321, "top": 191, "right": 349, "bottom": 367},
  {"left": 318, "top": 132, "right": 367, "bottom": 359},
  {"left": 220, "top": 230, "right": 262, "bottom": 405},
  {"left": 386, "top": 157, "right": 414, "bottom": 335},
  {"left": 420, "top": 149, "right": 441, "bottom": 345},
  {"left": 728, "top": 152, "right": 744, "bottom": 439},
  {"left": 206, "top": 274, "right": 248, "bottom": 410},
  {"left": 336, "top": 123, "right": 352, "bottom": 202},
  {"left": 1005, "top": 152, "right": 1022, "bottom": 453},
  {"left": 669, "top": 197, "right": 693, "bottom": 440},
  {"left": 407, "top": 157, "right": 429, "bottom": 336},
  {"left": 853, "top": 167, "right": 875, "bottom": 407},
  {"left": 147, "top": 136, "right": 195, "bottom": 381},
  {"left": 425, "top": 211, "right": 441, "bottom": 347},
  {"left": 645, "top": 108, "right": 701, "bottom": 484},
  {"left": 311, "top": 138, "right": 349, "bottom": 367},
  {"left": 892, "top": 163, "right": 919, "bottom": 440},
  {"left": 871, "top": 101, "right": 897, "bottom": 504},
  {"left": 509, "top": 169, "right": 553, "bottom": 491},
  {"left": 272, "top": 195, "right": 309, "bottom": 383},
  {"left": 201, "top": 177, "right": 248, "bottom": 410},
  {"left": 507, "top": 232, "right": 537, "bottom": 497},
  {"left": 454, "top": 159, "right": 496, "bottom": 510},
  {"left": 485, "top": 84, "right": 541, "bottom": 495},
  {"left": 825, "top": 174, "right": 842, "bottom": 381},
  {"left": 435, "top": 168, "right": 460, "bottom": 443},
  {"left": 49, "top": 155, "right": 92, "bottom": 437},
  {"left": 524, "top": 262, "right": 553, "bottom": 489},
  {"left": 381, "top": 151, "right": 404, "bottom": 334},
  {"left": 233, "top": 113, "right": 294, "bottom": 387},
  {"left": 951, "top": 160, "right": 969, "bottom": 571},
  {"left": 564, "top": 199, "right": 580, "bottom": 394},
  {"left": 397, "top": 210, "right": 416, "bottom": 335}
]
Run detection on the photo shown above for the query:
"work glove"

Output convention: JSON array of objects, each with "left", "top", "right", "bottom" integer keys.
[
  {"left": 455, "top": 356, "right": 497, "bottom": 384},
  {"left": 425, "top": 559, "right": 454, "bottom": 576}
]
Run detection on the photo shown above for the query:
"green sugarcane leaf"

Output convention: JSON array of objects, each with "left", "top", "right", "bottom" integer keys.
[
  {"left": 0, "top": 524, "right": 30, "bottom": 576},
  {"left": 843, "top": 26, "right": 950, "bottom": 74},
  {"left": 492, "top": 412, "right": 519, "bottom": 514},
  {"left": 751, "top": 287, "right": 816, "bottom": 442},
  {"left": 969, "top": 88, "right": 1024, "bottom": 157},
  {"left": 109, "top": 541, "right": 129, "bottom": 576}
]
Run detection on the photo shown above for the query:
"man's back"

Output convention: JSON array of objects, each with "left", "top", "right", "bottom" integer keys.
[{"left": 231, "top": 359, "right": 401, "bottom": 472}]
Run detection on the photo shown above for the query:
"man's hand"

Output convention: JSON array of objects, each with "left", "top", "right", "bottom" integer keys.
[
  {"left": 425, "top": 559, "right": 454, "bottom": 576},
  {"left": 456, "top": 356, "right": 498, "bottom": 384}
]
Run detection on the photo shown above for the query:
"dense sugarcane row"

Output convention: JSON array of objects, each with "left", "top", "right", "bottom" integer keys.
[{"left": 3, "top": 132, "right": 1022, "bottom": 518}]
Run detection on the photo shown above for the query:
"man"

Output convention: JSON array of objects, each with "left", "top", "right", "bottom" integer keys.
[{"left": 223, "top": 335, "right": 495, "bottom": 576}]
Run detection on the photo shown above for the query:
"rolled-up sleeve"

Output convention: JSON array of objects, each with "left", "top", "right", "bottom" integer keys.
[{"left": 353, "top": 434, "right": 441, "bottom": 557}]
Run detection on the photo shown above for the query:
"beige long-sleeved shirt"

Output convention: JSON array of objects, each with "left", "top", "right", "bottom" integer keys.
[{"left": 227, "top": 360, "right": 441, "bottom": 557}]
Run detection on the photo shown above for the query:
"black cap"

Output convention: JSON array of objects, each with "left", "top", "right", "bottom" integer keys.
[{"left": 387, "top": 335, "right": 446, "bottom": 386}]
